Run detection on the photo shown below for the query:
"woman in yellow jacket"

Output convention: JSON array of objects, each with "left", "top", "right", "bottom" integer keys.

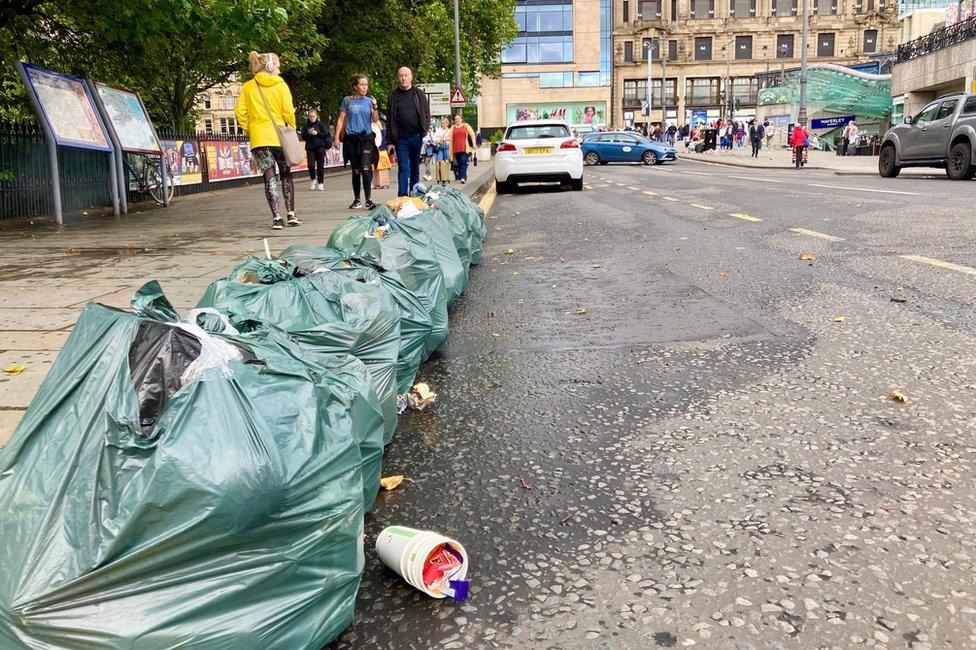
[
  {"left": 235, "top": 51, "right": 298, "bottom": 230},
  {"left": 448, "top": 113, "right": 476, "bottom": 184}
]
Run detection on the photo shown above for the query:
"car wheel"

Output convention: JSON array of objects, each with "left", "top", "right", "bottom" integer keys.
[
  {"left": 946, "top": 141, "right": 975, "bottom": 180},
  {"left": 584, "top": 151, "right": 600, "bottom": 166},
  {"left": 642, "top": 151, "right": 658, "bottom": 165},
  {"left": 570, "top": 178, "right": 583, "bottom": 191},
  {"left": 878, "top": 144, "right": 901, "bottom": 178},
  {"left": 495, "top": 179, "right": 511, "bottom": 193}
]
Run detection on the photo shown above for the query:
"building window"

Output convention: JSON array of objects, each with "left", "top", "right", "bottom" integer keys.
[
  {"left": 814, "top": 0, "right": 837, "bottom": 13},
  {"left": 218, "top": 118, "right": 239, "bottom": 134},
  {"left": 578, "top": 71, "right": 601, "bottom": 86},
  {"left": 539, "top": 72, "right": 575, "bottom": 87},
  {"left": 863, "top": 29, "right": 878, "bottom": 53},
  {"left": 817, "top": 32, "right": 835, "bottom": 57},
  {"left": 203, "top": 119, "right": 213, "bottom": 134},
  {"left": 643, "top": 38, "right": 660, "bottom": 59},
  {"left": 623, "top": 79, "right": 648, "bottom": 108},
  {"left": 624, "top": 40, "right": 634, "bottom": 62},
  {"left": 735, "top": 35, "right": 753, "bottom": 59},
  {"left": 776, "top": 34, "right": 794, "bottom": 57},
  {"left": 730, "top": 0, "right": 757, "bottom": 16},
  {"left": 694, "top": 36, "right": 712, "bottom": 60},
  {"left": 668, "top": 39, "right": 678, "bottom": 60},
  {"left": 514, "top": 2, "right": 573, "bottom": 31},
  {"left": 638, "top": 0, "right": 663, "bottom": 19},
  {"left": 652, "top": 78, "right": 678, "bottom": 105},
  {"left": 690, "top": 0, "right": 715, "bottom": 18},
  {"left": 772, "top": 0, "right": 797, "bottom": 15},
  {"left": 686, "top": 77, "right": 720, "bottom": 105},
  {"left": 732, "top": 77, "right": 759, "bottom": 104},
  {"left": 502, "top": 35, "right": 574, "bottom": 63},
  {"left": 203, "top": 97, "right": 212, "bottom": 110},
  {"left": 623, "top": 0, "right": 629, "bottom": 22}
]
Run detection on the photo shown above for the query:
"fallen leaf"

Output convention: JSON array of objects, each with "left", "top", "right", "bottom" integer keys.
[
  {"left": 379, "top": 475, "right": 404, "bottom": 491},
  {"left": 673, "top": 247, "right": 681, "bottom": 251},
  {"left": 895, "top": 285, "right": 903, "bottom": 291},
  {"left": 800, "top": 252, "right": 816, "bottom": 261},
  {"left": 244, "top": 248, "right": 256, "bottom": 253},
  {"left": 505, "top": 248, "right": 515, "bottom": 255},
  {"left": 577, "top": 307, "right": 588, "bottom": 315},
  {"left": 3, "top": 364, "right": 27, "bottom": 375},
  {"left": 517, "top": 477, "right": 533, "bottom": 491},
  {"left": 890, "top": 389, "right": 908, "bottom": 403},
  {"left": 834, "top": 316, "right": 848, "bottom": 322},
  {"left": 719, "top": 270, "right": 729, "bottom": 277}
]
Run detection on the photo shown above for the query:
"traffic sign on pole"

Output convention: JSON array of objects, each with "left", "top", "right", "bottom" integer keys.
[{"left": 449, "top": 86, "right": 467, "bottom": 108}]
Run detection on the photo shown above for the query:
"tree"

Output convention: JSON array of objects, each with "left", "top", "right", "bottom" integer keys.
[{"left": 0, "top": 0, "right": 327, "bottom": 129}]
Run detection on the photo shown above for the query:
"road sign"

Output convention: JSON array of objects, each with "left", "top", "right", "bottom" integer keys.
[
  {"left": 449, "top": 86, "right": 467, "bottom": 108},
  {"left": 418, "top": 83, "right": 450, "bottom": 116}
]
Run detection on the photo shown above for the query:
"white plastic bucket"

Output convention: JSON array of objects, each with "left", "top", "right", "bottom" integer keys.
[{"left": 375, "top": 526, "right": 469, "bottom": 599}]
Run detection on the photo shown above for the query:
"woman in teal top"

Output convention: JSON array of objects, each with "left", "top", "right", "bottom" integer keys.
[{"left": 336, "top": 74, "right": 379, "bottom": 210}]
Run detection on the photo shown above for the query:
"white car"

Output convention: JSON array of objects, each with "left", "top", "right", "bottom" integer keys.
[{"left": 494, "top": 119, "right": 584, "bottom": 193}]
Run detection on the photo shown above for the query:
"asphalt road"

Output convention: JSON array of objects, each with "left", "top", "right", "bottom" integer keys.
[{"left": 332, "top": 159, "right": 976, "bottom": 649}]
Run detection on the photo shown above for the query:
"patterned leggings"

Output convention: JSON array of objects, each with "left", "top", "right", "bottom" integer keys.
[{"left": 252, "top": 146, "right": 294, "bottom": 221}]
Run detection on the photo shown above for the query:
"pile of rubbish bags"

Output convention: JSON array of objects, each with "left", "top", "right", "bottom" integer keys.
[{"left": 0, "top": 186, "right": 486, "bottom": 649}]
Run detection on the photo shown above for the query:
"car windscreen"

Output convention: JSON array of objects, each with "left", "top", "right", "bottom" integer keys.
[{"left": 506, "top": 124, "right": 571, "bottom": 140}]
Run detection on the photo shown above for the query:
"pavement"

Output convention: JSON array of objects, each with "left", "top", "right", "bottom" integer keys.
[
  {"left": 0, "top": 160, "right": 495, "bottom": 448},
  {"left": 336, "top": 160, "right": 976, "bottom": 648},
  {"left": 678, "top": 146, "right": 947, "bottom": 177}
]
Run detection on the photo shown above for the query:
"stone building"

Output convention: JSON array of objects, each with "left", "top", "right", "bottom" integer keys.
[
  {"left": 477, "top": 0, "right": 614, "bottom": 134},
  {"left": 194, "top": 78, "right": 245, "bottom": 135},
  {"left": 612, "top": 0, "right": 900, "bottom": 127}
]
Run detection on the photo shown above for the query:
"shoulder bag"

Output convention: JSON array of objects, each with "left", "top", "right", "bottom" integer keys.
[{"left": 254, "top": 83, "right": 305, "bottom": 166}]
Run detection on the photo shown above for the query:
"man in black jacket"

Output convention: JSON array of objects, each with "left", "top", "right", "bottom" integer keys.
[
  {"left": 300, "top": 109, "right": 331, "bottom": 190},
  {"left": 387, "top": 67, "right": 431, "bottom": 196}
]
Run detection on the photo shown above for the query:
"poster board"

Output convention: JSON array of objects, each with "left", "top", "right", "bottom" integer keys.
[
  {"left": 161, "top": 140, "right": 202, "bottom": 185},
  {"left": 94, "top": 82, "right": 162, "bottom": 154},
  {"left": 20, "top": 63, "right": 112, "bottom": 152},
  {"left": 203, "top": 140, "right": 260, "bottom": 182},
  {"left": 505, "top": 102, "right": 606, "bottom": 128}
]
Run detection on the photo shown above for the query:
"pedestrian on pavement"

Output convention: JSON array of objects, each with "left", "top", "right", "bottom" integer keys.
[
  {"left": 433, "top": 116, "right": 451, "bottom": 161},
  {"left": 790, "top": 122, "right": 808, "bottom": 168},
  {"left": 749, "top": 119, "right": 765, "bottom": 158},
  {"left": 336, "top": 73, "right": 380, "bottom": 210},
  {"left": 667, "top": 124, "right": 677, "bottom": 145},
  {"left": 387, "top": 66, "right": 431, "bottom": 197},
  {"left": 735, "top": 122, "right": 746, "bottom": 150},
  {"left": 300, "top": 108, "right": 330, "bottom": 191},
  {"left": 235, "top": 51, "right": 299, "bottom": 230},
  {"left": 473, "top": 131, "right": 483, "bottom": 166},
  {"left": 448, "top": 113, "right": 476, "bottom": 185},
  {"left": 846, "top": 120, "right": 860, "bottom": 156}
]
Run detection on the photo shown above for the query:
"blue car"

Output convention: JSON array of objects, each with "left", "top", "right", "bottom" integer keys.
[{"left": 581, "top": 132, "right": 677, "bottom": 166}]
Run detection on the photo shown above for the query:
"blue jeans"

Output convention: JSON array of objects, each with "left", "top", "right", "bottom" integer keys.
[
  {"left": 455, "top": 152, "right": 469, "bottom": 181},
  {"left": 395, "top": 133, "right": 423, "bottom": 196},
  {"left": 436, "top": 143, "right": 449, "bottom": 161}
]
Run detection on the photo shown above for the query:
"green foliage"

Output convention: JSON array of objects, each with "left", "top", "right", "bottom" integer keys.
[{"left": 0, "top": 0, "right": 516, "bottom": 130}]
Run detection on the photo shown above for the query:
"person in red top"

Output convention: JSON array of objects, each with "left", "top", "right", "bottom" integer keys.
[
  {"left": 790, "top": 122, "right": 808, "bottom": 169},
  {"left": 448, "top": 113, "right": 476, "bottom": 184}
]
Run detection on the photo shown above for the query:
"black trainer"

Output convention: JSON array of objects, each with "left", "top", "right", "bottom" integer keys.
[
  {"left": 364, "top": 200, "right": 376, "bottom": 210},
  {"left": 272, "top": 218, "right": 284, "bottom": 230},
  {"left": 349, "top": 200, "right": 363, "bottom": 210},
  {"left": 286, "top": 214, "right": 302, "bottom": 226}
]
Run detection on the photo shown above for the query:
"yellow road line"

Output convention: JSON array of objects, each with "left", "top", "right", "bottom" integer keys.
[
  {"left": 729, "top": 212, "right": 762, "bottom": 222},
  {"left": 901, "top": 254, "right": 976, "bottom": 277},
  {"left": 662, "top": 196, "right": 680, "bottom": 202},
  {"left": 643, "top": 190, "right": 657, "bottom": 196},
  {"left": 627, "top": 186, "right": 641, "bottom": 191},
  {"left": 479, "top": 184, "right": 497, "bottom": 215},
  {"left": 690, "top": 203, "right": 715, "bottom": 210},
  {"left": 790, "top": 228, "right": 844, "bottom": 242}
]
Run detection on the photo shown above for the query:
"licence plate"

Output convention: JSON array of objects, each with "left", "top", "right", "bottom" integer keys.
[{"left": 524, "top": 147, "right": 553, "bottom": 155}]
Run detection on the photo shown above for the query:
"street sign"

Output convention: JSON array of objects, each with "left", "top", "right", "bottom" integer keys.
[
  {"left": 811, "top": 114, "right": 855, "bottom": 129},
  {"left": 418, "top": 83, "right": 450, "bottom": 116},
  {"left": 449, "top": 85, "right": 467, "bottom": 108}
]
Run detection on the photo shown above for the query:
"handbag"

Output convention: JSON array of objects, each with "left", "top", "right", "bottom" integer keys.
[{"left": 254, "top": 83, "right": 305, "bottom": 167}]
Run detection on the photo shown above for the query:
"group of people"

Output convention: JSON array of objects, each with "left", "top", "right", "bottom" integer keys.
[
  {"left": 235, "top": 52, "right": 476, "bottom": 230},
  {"left": 424, "top": 116, "right": 480, "bottom": 183},
  {"left": 715, "top": 120, "right": 770, "bottom": 157},
  {"left": 841, "top": 119, "right": 860, "bottom": 156}
]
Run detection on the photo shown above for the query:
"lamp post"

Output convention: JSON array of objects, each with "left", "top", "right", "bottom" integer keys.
[
  {"left": 661, "top": 40, "right": 668, "bottom": 129},
  {"left": 798, "top": 0, "right": 809, "bottom": 125},
  {"left": 453, "top": 0, "right": 462, "bottom": 116},
  {"left": 723, "top": 37, "right": 734, "bottom": 121},
  {"left": 644, "top": 39, "right": 654, "bottom": 130}
]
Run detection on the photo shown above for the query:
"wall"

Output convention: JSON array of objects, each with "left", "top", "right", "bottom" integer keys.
[{"left": 891, "top": 37, "right": 976, "bottom": 114}]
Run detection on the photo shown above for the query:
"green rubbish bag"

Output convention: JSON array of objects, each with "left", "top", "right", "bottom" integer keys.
[
  {"left": 283, "top": 245, "right": 433, "bottom": 393},
  {"left": 421, "top": 185, "right": 487, "bottom": 265},
  {"left": 198, "top": 257, "right": 402, "bottom": 445},
  {"left": 381, "top": 205, "right": 467, "bottom": 305},
  {"left": 328, "top": 227, "right": 449, "bottom": 359},
  {"left": 0, "top": 296, "right": 365, "bottom": 649}
]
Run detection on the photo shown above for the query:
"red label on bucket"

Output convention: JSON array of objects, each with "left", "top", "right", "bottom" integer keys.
[{"left": 422, "top": 544, "right": 464, "bottom": 589}]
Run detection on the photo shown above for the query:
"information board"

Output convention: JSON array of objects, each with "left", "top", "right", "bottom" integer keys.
[
  {"left": 419, "top": 83, "right": 451, "bottom": 116},
  {"left": 95, "top": 83, "right": 162, "bottom": 154},
  {"left": 21, "top": 63, "right": 111, "bottom": 152}
]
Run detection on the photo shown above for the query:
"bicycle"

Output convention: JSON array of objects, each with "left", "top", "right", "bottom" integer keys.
[{"left": 124, "top": 153, "right": 175, "bottom": 206}]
